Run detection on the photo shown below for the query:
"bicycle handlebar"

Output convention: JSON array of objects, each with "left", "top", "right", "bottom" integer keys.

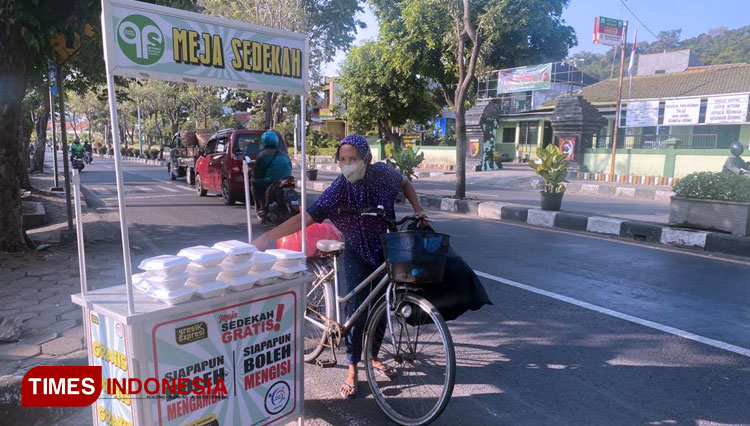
[{"left": 337, "top": 206, "right": 424, "bottom": 232}]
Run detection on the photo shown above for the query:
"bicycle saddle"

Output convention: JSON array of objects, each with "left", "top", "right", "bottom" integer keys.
[{"left": 316, "top": 240, "right": 345, "bottom": 253}]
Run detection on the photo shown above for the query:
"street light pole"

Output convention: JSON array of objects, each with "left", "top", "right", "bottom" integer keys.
[
  {"left": 49, "top": 86, "right": 62, "bottom": 191},
  {"left": 56, "top": 65, "right": 73, "bottom": 230},
  {"left": 609, "top": 21, "right": 628, "bottom": 181}
]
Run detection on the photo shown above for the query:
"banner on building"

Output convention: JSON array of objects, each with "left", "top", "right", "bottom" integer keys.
[
  {"left": 663, "top": 98, "right": 701, "bottom": 125},
  {"left": 103, "top": 0, "right": 308, "bottom": 95},
  {"left": 626, "top": 100, "right": 659, "bottom": 127},
  {"left": 497, "top": 63, "right": 552, "bottom": 94},
  {"left": 593, "top": 17, "right": 624, "bottom": 47},
  {"left": 705, "top": 94, "right": 749, "bottom": 124}
]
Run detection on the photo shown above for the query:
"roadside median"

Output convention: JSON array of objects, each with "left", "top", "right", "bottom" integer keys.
[{"left": 297, "top": 179, "right": 750, "bottom": 259}]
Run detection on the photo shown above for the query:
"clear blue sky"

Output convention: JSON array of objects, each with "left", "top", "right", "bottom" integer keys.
[{"left": 323, "top": 0, "right": 747, "bottom": 76}]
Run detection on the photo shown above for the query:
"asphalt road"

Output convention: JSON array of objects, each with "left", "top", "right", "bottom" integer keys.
[{"left": 53, "top": 156, "right": 749, "bottom": 425}]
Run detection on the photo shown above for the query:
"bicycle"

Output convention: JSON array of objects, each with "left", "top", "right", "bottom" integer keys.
[{"left": 304, "top": 206, "right": 455, "bottom": 426}]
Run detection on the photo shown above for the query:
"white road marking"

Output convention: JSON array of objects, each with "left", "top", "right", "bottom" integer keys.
[
  {"left": 101, "top": 194, "right": 191, "bottom": 201},
  {"left": 138, "top": 186, "right": 154, "bottom": 192},
  {"left": 474, "top": 270, "right": 750, "bottom": 358},
  {"left": 176, "top": 185, "right": 194, "bottom": 192},
  {"left": 157, "top": 185, "right": 180, "bottom": 193}
]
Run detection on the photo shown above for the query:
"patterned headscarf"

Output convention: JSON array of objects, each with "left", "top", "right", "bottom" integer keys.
[{"left": 335, "top": 134, "right": 372, "bottom": 164}]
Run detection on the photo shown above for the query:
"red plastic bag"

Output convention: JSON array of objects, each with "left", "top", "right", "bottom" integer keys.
[{"left": 277, "top": 222, "right": 342, "bottom": 257}]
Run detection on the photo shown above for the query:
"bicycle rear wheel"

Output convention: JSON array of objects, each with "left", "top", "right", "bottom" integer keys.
[
  {"left": 364, "top": 293, "right": 455, "bottom": 426},
  {"left": 304, "top": 258, "right": 333, "bottom": 362}
]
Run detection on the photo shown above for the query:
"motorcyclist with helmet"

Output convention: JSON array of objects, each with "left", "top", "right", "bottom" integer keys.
[
  {"left": 70, "top": 137, "right": 86, "bottom": 170},
  {"left": 251, "top": 130, "right": 293, "bottom": 211}
]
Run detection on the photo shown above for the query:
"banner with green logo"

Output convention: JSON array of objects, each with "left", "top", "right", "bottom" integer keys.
[{"left": 103, "top": 0, "right": 308, "bottom": 95}]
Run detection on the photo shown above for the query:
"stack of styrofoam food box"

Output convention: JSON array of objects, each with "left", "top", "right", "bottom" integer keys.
[
  {"left": 266, "top": 249, "right": 308, "bottom": 279},
  {"left": 212, "top": 240, "right": 260, "bottom": 291},
  {"left": 135, "top": 255, "right": 193, "bottom": 305},
  {"left": 250, "top": 251, "right": 282, "bottom": 285},
  {"left": 177, "top": 245, "right": 228, "bottom": 298}
]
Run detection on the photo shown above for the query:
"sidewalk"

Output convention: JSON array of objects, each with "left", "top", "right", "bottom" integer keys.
[{"left": 0, "top": 172, "right": 128, "bottom": 423}]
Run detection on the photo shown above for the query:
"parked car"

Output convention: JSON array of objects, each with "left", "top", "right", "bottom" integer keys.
[{"left": 193, "top": 129, "right": 287, "bottom": 206}]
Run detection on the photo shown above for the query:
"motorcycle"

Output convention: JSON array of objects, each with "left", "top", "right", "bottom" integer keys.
[
  {"left": 256, "top": 176, "right": 300, "bottom": 225},
  {"left": 84, "top": 151, "right": 93, "bottom": 165},
  {"left": 71, "top": 156, "right": 85, "bottom": 172}
]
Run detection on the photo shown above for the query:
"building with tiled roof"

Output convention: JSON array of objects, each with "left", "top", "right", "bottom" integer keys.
[{"left": 466, "top": 59, "right": 750, "bottom": 178}]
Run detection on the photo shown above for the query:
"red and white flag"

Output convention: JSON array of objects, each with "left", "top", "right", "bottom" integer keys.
[
  {"left": 627, "top": 29, "right": 637, "bottom": 98},
  {"left": 628, "top": 29, "right": 637, "bottom": 78}
]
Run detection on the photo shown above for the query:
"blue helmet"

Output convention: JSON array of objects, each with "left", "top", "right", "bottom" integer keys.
[{"left": 261, "top": 131, "right": 279, "bottom": 148}]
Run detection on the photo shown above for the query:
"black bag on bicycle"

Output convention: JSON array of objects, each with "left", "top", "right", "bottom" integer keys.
[{"left": 398, "top": 222, "right": 492, "bottom": 322}]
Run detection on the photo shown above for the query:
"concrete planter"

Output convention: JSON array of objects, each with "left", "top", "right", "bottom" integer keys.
[{"left": 668, "top": 196, "right": 750, "bottom": 236}]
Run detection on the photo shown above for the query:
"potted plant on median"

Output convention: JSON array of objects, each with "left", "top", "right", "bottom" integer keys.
[
  {"left": 528, "top": 143, "right": 568, "bottom": 211},
  {"left": 305, "top": 140, "right": 319, "bottom": 181}
]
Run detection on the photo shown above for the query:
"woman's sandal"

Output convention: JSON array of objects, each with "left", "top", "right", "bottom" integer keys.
[
  {"left": 340, "top": 382, "right": 358, "bottom": 399},
  {"left": 372, "top": 364, "right": 398, "bottom": 380}
]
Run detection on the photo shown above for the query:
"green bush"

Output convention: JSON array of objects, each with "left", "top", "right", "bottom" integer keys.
[
  {"left": 150, "top": 148, "right": 160, "bottom": 159},
  {"left": 673, "top": 172, "right": 750, "bottom": 202}
]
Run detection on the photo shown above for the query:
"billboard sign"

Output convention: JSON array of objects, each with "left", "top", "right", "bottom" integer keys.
[
  {"left": 626, "top": 100, "right": 659, "bottom": 127},
  {"left": 497, "top": 63, "right": 552, "bottom": 94},
  {"left": 663, "top": 98, "right": 701, "bottom": 125},
  {"left": 102, "top": 0, "right": 308, "bottom": 95},
  {"left": 705, "top": 94, "right": 749, "bottom": 124},
  {"left": 593, "top": 16, "right": 624, "bottom": 47}
]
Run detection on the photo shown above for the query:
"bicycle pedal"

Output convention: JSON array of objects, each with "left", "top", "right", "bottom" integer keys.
[{"left": 316, "top": 359, "right": 337, "bottom": 368}]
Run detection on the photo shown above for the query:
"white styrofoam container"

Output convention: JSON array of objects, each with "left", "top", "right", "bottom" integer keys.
[
  {"left": 222, "top": 253, "right": 253, "bottom": 264},
  {"left": 177, "top": 245, "right": 227, "bottom": 267},
  {"left": 145, "top": 272, "right": 189, "bottom": 290},
  {"left": 132, "top": 272, "right": 150, "bottom": 293},
  {"left": 250, "top": 252, "right": 277, "bottom": 272},
  {"left": 186, "top": 264, "right": 222, "bottom": 284},
  {"left": 212, "top": 240, "right": 258, "bottom": 256},
  {"left": 219, "top": 260, "right": 253, "bottom": 277},
  {"left": 272, "top": 264, "right": 308, "bottom": 280},
  {"left": 265, "top": 249, "right": 306, "bottom": 267},
  {"left": 187, "top": 280, "right": 228, "bottom": 299},
  {"left": 257, "top": 270, "right": 282, "bottom": 285},
  {"left": 147, "top": 286, "right": 194, "bottom": 305},
  {"left": 218, "top": 272, "right": 260, "bottom": 291},
  {"left": 138, "top": 255, "right": 190, "bottom": 276}
]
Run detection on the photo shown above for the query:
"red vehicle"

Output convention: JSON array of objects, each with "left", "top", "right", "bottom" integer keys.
[{"left": 194, "top": 129, "right": 287, "bottom": 205}]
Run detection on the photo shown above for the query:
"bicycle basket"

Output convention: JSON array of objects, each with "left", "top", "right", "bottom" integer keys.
[{"left": 381, "top": 231, "right": 450, "bottom": 284}]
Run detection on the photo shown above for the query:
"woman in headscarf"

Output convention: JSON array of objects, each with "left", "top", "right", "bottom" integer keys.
[{"left": 253, "top": 134, "right": 426, "bottom": 398}]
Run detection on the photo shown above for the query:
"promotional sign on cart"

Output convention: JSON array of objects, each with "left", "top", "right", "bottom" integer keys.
[
  {"left": 88, "top": 310, "right": 135, "bottom": 426},
  {"left": 147, "top": 290, "right": 298, "bottom": 426}
]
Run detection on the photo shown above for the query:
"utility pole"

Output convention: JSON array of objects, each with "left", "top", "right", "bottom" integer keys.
[
  {"left": 609, "top": 20, "right": 628, "bottom": 181},
  {"left": 56, "top": 65, "right": 73, "bottom": 230}
]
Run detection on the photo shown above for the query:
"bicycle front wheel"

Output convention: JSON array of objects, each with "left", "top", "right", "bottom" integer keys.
[{"left": 364, "top": 293, "right": 455, "bottom": 426}]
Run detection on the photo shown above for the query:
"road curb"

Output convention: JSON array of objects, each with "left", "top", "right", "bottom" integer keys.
[
  {"left": 0, "top": 353, "right": 88, "bottom": 424},
  {"left": 93, "top": 153, "right": 166, "bottom": 167},
  {"left": 299, "top": 178, "right": 749, "bottom": 259}
]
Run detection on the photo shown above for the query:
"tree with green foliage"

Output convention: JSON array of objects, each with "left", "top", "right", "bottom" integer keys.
[
  {"left": 199, "top": 0, "right": 365, "bottom": 129},
  {"left": 338, "top": 40, "right": 438, "bottom": 144},
  {"left": 370, "top": 0, "right": 576, "bottom": 199},
  {"left": 0, "top": 0, "right": 196, "bottom": 252}
]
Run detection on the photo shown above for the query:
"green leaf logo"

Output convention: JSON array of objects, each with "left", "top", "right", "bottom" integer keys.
[{"left": 117, "top": 14, "right": 164, "bottom": 65}]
